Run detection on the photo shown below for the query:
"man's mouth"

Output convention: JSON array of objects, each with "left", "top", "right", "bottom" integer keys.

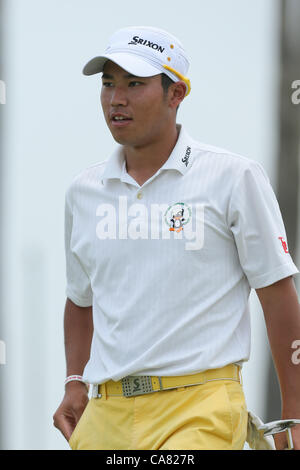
[
  {"left": 111, "top": 113, "right": 132, "bottom": 120},
  {"left": 112, "top": 116, "right": 131, "bottom": 121},
  {"left": 111, "top": 114, "right": 133, "bottom": 127}
]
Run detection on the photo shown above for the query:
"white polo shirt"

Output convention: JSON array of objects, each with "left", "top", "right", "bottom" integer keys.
[{"left": 64, "top": 124, "right": 299, "bottom": 384}]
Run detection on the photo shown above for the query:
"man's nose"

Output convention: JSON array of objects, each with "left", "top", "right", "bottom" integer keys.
[{"left": 111, "top": 86, "right": 128, "bottom": 107}]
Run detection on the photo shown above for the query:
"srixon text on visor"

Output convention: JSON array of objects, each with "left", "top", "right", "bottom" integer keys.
[{"left": 128, "top": 36, "right": 165, "bottom": 53}]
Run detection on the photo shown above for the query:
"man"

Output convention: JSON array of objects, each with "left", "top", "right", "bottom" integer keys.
[{"left": 53, "top": 26, "right": 300, "bottom": 450}]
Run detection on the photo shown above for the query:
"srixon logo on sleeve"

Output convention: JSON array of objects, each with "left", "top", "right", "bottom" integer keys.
[
  {"left": 128, "top": 36, "right": 165, "bottom": 53},
  {"left": 278, "top": 237, "right": 289, "bottom": 253}
]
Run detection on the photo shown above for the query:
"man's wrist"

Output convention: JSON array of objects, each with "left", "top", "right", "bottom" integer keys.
[{"left": 65, "top": 375, "right": 89, "bottom": 392}]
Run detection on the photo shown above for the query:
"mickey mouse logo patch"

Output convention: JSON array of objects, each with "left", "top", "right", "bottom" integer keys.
[{"left": 164, "top": 202, "right": 192, "bottom": 233}]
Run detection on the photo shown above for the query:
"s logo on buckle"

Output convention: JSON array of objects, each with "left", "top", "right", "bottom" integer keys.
[
  {"left": 121, "top": 376, "right": 153, "bottom": 397},
  {"left": 132, "top": 378, "right": 141, "bottom": 392}
]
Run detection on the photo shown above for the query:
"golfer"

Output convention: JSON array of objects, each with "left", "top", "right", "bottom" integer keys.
[{"left": 53, "top": 26, "right": 300, "bottom": 450}]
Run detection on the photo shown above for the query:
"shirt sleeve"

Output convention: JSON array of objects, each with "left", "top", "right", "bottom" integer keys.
[
  {"left": 64, "top": 185, "right": 93, "bottom": 307},
  {"left": 227, "top": 161, "right": 299, "bottom": 289}
]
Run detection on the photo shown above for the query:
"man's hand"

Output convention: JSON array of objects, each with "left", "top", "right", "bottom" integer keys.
[
  {"left": 256, "top": 277, "right": 300, "bottom": 450},
  {"left": 54, "top": 299, "right": 93, "bottom": 442},
  {"left": 53, "top": 381, "right": 89, "bottom": 442}
]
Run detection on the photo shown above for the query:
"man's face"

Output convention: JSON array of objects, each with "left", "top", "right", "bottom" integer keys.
[{"left": 100, "top": 61, "right": 173, "bottom": 147}]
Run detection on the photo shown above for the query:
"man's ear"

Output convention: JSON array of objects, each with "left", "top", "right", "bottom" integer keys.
[{"left": 168, "top": 81, "right": 186, "bottom": 110}]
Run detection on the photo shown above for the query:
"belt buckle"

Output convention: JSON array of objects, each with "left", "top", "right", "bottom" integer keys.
[{"left": 121, "top": 375, "right": 153, "bottom": 397}]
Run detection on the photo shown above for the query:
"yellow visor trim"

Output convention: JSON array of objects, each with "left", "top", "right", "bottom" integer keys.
[{"left": 163, "top": 65, "right": 191, "bottom": 96}]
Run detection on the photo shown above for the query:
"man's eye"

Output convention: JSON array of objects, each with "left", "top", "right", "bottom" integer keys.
[
  {"left": 102, "top": 82, "right": 113, "bottom": 87},
  {"left": 129, "top": 81, "right": 143, "bottom": 87}
]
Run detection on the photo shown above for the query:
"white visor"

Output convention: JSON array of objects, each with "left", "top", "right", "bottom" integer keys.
[{"left": 83, "top": 52, "right": 162, "bottom": 78}]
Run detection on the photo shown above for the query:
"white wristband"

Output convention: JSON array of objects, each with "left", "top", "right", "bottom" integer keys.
[{"left": 65, "top": 375, "right": 89, "bottom": 391}]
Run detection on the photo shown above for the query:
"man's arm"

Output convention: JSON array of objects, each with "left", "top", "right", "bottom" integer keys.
[
  {"left": 64, "top": 297, "right": 93, "bottom": 377},
  {"left": 53, "top": 298, "right": 93, "bottom": 442},
  {"left": 255, "top": 275, "right": 300, "bottom": 449}
]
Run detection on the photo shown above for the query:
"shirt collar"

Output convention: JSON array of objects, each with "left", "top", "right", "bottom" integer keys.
[{"left": 101, "top": 124, "right": 195, "bottom": 183}]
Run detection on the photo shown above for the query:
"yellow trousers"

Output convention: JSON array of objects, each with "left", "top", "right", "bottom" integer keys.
[{"left": 69, "top": 374, "right": 248, "bottom": 450}]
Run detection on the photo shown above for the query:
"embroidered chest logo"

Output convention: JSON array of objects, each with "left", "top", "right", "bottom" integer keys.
[
  {"left": 164, "top": 202, "right": 192, "bottom": 233},
  {"left": 278, "top": 237, "right": 289, "bottom": 253},
  {"left": 182, "top": 146, "right": 191, "bottom": 167}
]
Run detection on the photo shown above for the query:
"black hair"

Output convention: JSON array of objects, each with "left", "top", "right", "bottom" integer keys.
[
  {"left": 161, "top": 74, "right": 180, "bottom": 113},
  {"left": 161, "top": 73, "right": 174, "bottom": 94}
]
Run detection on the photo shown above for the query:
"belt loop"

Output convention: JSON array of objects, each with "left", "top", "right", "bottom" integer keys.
[
  {"left": 238, "top": 366, "right": 243, "bottom": 386},
  {"left": 92, "top": 384, "right": 98, "bottom": 398},
  {"left": 102, "top": 382, "right": 107, "bottom": 400},
  {"left": 158, "top": 376, "right": 163, "bottom": 390}
]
